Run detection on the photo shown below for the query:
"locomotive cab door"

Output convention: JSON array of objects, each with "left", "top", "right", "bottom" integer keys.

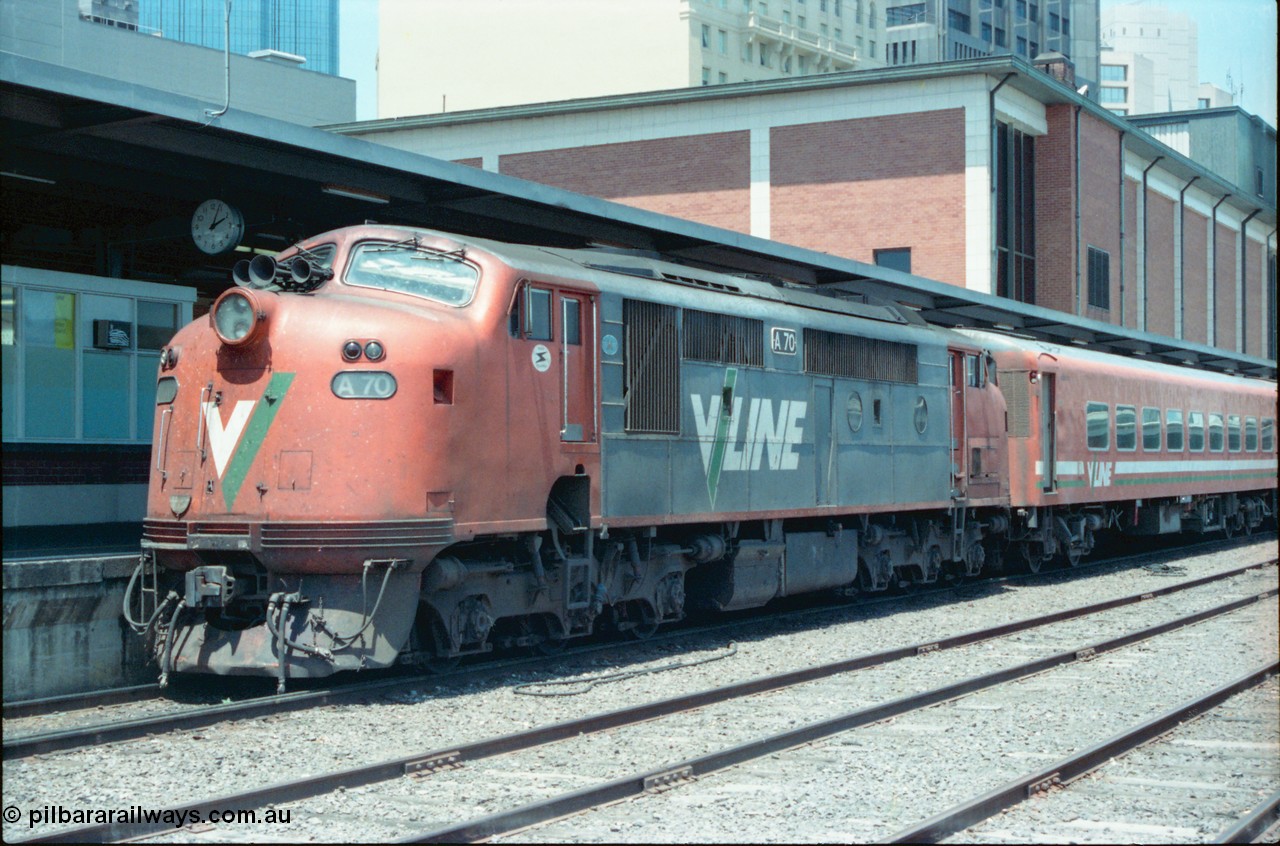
[
  {"left": 948, "top": 349, "right": 967, "bottom": 497},
  {"left": 1039, "top": 371, "right": 1057, "bottom": 492},
  {"left": 559, "top": 293, "right": 596, "bottom": 443}
]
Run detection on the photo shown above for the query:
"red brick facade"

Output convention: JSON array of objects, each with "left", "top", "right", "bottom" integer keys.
[
  {"left": 1123, "top": 178, "right": 1140, "bottom": 324},
  {"left": 769, "top": 109, "right": 966, "bottom": 285},
  {"left": 1079, "top": 112, "right": 1122, "bottom": 322},
  {"left": 500, "top": 133, "right": 751, "bottom": 234},
  {"left": 1145, "top": 191, "right": 1177, "bottom": 337},
  {"left": 1245, "top": 237, "right": 1265, "bottom": 357},
  {"left": 1182, "top": 210, "right": 1208, "bottom": 344},
  {"left": 1033, "top": 106, "right": 1077, "bottom": 316},
  {"left": 1215, "top": 223, "right": 1237, "bottom": 350}
]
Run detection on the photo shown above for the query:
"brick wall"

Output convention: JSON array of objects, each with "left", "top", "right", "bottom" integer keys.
[
  {"left": 1145, "top": 191, "right": 1177, "bottom": 337},
  {"left": 1181, "top": 210, "right": 1208, "bottom": 344},
  {"left": 1214, "top": 222, "right": 1236, "bottom": 351},
  {"left": 500, "top": 133, "right": 751, "bottom": 234},
  {"left": 1123, "top": 178, "right": 1140, "bottom": 326},
  {"left": 1079, "top": 112, "right": 1121, "bottom": 322},
  {"left": 452, "top": 157, "right": 483, "bottom": 168},
  {"left": 769, "top": 109, "right": 966, "bottom": 285},
  {"left": 2, "top": 445, "right": 150, "bottom": 487},
  {"left": 1034, "top": 105, "right": 1077, "bottom": 314},
  {"left": 1244, "top": 237, "right": 1265, "bottom": 357}
]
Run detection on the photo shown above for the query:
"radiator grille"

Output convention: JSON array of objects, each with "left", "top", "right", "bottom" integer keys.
[
  {"left": 682, "top": 309, "right": 764, "bottom": 366},
  {"left": 803, "top": 329, "right": 918, "bottom": 384},
  {"left": 1001, "top": 372, "right": 1031, "bottom": 438},
  {"left": 624, "top": 299, "right": 681, "bottom": 434}
]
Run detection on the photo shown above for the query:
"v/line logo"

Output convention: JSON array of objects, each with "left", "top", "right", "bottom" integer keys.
[{"left": 691, "top": 368, "right": 808, "bottom": 506}]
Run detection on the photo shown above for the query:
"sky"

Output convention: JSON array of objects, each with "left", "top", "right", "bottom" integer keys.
[
  {"left": 338, "top": 1, "right": 1278, "bottom": 127},
  {"left": 1102, "top": 0, "right": 1278, "bottom": 126}
]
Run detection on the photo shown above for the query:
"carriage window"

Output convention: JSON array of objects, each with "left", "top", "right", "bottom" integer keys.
[
  {"left": 1187, "top": 411, "right": 1204, "bottom": 451},
  {"left": 1245, "top": 417, "right": 1258, "bottom": 452},
  {"left": 1086, "top": 401, "right": 1109, "bottom": 450},
  {"left": 1115, "top": 405, "right": 1136, "bottom": 451},
  {"left": 1263, "top": 418, "right": 1275, "bottom": 452},
  {"left": 1165, "top": 409, "right": 1183, "bottom": 451},
  {"left": 1227, "top": 415, "right": 1241, "bottom": 452},
  {"left": 1142, "top": 407, "right": 1161, "bottom": 451},
  {"left": 1208, "top": 413, "right": 1224, "bottom": 452}
]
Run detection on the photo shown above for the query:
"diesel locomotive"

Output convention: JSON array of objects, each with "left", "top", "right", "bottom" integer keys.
[{"left": 127, "top": 224, "right": 1278, "bottom": 689}]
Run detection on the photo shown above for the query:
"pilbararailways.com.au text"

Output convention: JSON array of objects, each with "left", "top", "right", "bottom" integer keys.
[{"left": 8, "top": 804, "right": 291, "bottom": 829}]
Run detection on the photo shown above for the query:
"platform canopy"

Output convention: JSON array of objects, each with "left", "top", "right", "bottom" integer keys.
[{"left": 1, "top": 54, "right": 1273, "bottom": 379}]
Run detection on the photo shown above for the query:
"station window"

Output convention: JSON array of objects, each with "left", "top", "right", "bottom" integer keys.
[
  {"left": 1208, "top": 413, "right": 1224, "bottom": 452},
  {"left": 1141, "top": 407, "right": 1161, "bottom": 451},
  {"left": 1262, "top": 418, "right": 1275, "bottom": 452},
  {"left": 1165, "top": 408, "right": 1183, "bottom": 451},
  {"left": 1115, "top": 405, "right": 1136, "bottom": 451},
  {"left": 1086, "top": 401, "right": 1109, "bottom": 450},
  {"left": 1187, "top": 411, "right": 1204, "bottom": 451},
  {"left": 2, "top": 271, "right": 192, "bottom": 443},
  {"left": 1227, "top": 414, "right": 1241, "bottom": 452},
  {"left": 1245, "top": 417, "right": 1258, "bottom": 452}
]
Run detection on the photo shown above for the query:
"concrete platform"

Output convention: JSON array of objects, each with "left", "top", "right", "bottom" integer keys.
[{"left": 3, "top": 523, "right": 153, "bottom": 700}]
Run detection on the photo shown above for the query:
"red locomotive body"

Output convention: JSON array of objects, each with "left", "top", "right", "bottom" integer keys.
[{"left": 128, "top": 226, "right": 1276, "bottom": 687}]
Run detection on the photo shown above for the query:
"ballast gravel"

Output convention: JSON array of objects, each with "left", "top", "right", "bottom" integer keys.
[{"left": 1, "top": 538, "right": 1275, "bottom": 842}]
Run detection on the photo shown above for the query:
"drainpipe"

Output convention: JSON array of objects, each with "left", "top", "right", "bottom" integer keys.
[
  {"left": 1269, "top": 228, "right": 1279, "bottom": 360},
  {"left": 1209, "top": 192, "right": 1229, "bottom": 345},
  {"left": 204, "top": 0, "right": 233, "bottom": 119},
  {"left": 1238, "top": 208, "right": 1262, "bottom": 353},
  {"left": 1118, "top": 130, "right": 1127, "bottom": 326},
  {"left": 1074, "top": 105, "right": 1083, "bottom": 316},
  {"left": 989, "top": 72, "right": 1015, "bottom": 297},
  {"left": 1140, "top": 156, "right": 1163, "bottom": 331},
  {"left": 1178, "top": 175, "right": 1201, "bottom": 339}
]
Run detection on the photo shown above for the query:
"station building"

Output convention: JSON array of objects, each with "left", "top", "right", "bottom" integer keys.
[{"left": 333, "top": 54, "right": 1277, "bottom": 363}]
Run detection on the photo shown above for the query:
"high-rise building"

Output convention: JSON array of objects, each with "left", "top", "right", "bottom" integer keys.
[
  {"left": 881, "top": 0, "right": 1100, "bottom": 88},
  {"left": 139, "top": 0, "right": 340, "bottom": 76},
  {"left": 377, "top": 0, "right": 881, "bottom": 119},
  {"left": 1099, "top": 3, "right": 1200, "bottom": 114}
]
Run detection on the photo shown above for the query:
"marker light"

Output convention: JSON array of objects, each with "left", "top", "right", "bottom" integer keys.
[
  {"left": 342, "top": 340, "right": 363, "bottom": 361},
  {"left": 364, "top": 340, "right": 385, "bottom": 361}
]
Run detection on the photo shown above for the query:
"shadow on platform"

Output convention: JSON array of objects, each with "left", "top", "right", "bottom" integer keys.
[{"left": 2, "top": 521, "right": 143, "bottom": 560}]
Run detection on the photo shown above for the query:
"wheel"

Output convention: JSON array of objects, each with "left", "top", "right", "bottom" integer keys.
[
  {"left": 1064, "top": 543, "right": 1083, "bottom": 568},
  {"left": 1223, "top": 516, "right": 1235, "bottom": 539},
  {"left": 1020, "top": 542, "right": 1043, "bottom": 574},
  {"left": 626, "top": 601, "right": 660, "bottom": 641},
  {"left": 412, "top": 611, "right": 459, "bottom": 674}
]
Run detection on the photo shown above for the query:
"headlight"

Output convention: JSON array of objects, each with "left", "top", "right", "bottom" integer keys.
[{"left": 211, "top": 289, "right": 271, "bottom": 346}]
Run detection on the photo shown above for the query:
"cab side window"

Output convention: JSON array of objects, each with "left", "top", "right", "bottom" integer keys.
[{"left": 509, "top": 284, "right": 553, "bottom": 341}]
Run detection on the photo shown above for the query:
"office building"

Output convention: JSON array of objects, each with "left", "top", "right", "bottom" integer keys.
[
  {"left": 139, "top": 0, "right": 340, "bottom": 76},
  {"left": 1099, "top": 3, "right": 1199, "bottom": 113}
]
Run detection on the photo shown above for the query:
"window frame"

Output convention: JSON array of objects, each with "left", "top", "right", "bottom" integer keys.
[
  {"left": 1245, "top": 416, "right": 1258, "bottom": 452},
  {"left": 1165, "top": 408, "right": 1184, "bottom": 452},
  {"left": 1086, "top": 401, "right": 1110, "bottom": 451},
  {"left": 1115, "top": 404, "right": 1137, "bottom": 451},
  {"left": 1227, "top": 414, "right": 1242, "bottom": 452},
  {"left": 1208, "top": 412, "right": 1225, "bottom": 452},
  {"left": 1141, "top": 406, "right": 1161, "bottom": 451},
  {"left": 1187, "top": 411, "right": 1205, "bottom": 452}
]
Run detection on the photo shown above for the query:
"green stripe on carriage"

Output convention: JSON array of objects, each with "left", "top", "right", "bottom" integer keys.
[{"left": 221, "top": 372, "right": 295, "bottom": 511}]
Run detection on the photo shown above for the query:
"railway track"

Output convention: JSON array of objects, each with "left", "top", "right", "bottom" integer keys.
[
  {"left": 11, "top": 550, "right": 1275, "bottom": 843},
  {"left": 4, "top": 532, "right": 1270, "bottom": 758}
]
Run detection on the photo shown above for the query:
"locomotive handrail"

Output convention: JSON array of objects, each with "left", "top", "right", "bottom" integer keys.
[
  {"left": 154, "top": 407, "right": 172, "bottom": 480},
  {"left": 195, "top": 382, "right": 211, "bottom": 462}
]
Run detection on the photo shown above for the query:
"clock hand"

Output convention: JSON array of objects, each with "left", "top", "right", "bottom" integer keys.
[{"left": 209, "top": 216, "right": 226, "bottom": 229}]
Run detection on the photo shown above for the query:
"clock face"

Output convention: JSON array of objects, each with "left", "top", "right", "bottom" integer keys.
[{"left": 191, "top": 199, "right": 245, "bottom": 255}]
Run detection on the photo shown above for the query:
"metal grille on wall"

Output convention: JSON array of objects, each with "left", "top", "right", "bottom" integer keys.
[
  {"left": 623, "top": 299, "right": 681, "bottom": 434},
  {"left": 803, "top": 328, "right": 919, "bottom": 383},
  {"left": 682, "top": 309, "right": 764, "bottom": 367}
]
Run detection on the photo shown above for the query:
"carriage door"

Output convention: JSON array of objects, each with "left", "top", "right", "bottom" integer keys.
[
  {"left": 559, "top": 292, "right": 595, "bottom": 443},
  {"left": 1039, "top": 372, "right": 1056, "bottom": 492},
  {"left": 949, "top": 350, "right": 967, "bottom": 496}
]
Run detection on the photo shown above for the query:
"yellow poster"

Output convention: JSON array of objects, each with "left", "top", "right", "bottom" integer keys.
[{"left": 54, "top": 292, "right": 74, "bottom": 349}]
